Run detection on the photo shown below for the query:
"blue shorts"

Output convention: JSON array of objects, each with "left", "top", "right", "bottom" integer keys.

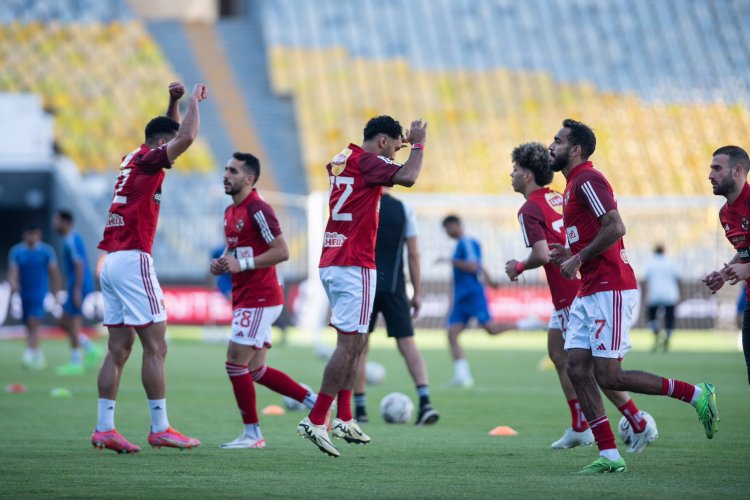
[
  {"left": 21, "top": 297, "right": 45, "bottom": 321},
  {"left": 63, "top": 290, "right": 91, "bottom": 316},
  {"left": 448, "top": 292, "right": 491, "bottom": 326}
]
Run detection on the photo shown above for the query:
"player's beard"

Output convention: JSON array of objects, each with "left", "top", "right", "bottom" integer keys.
[
  {"left": 224, "top": 182, "right": 241, "bottom": 196},
  {"left": 550, "top": 151, "right": 568, "bottom": 172},
  {"left": 712, "top": 176, "right": 735, "bottom": 196}
]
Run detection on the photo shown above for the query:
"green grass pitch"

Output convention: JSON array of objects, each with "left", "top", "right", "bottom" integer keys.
[{"left": 1, "top": 328, "right": 748, "bottom": 498}]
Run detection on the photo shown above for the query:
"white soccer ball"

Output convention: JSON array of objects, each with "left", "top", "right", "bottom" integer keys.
[
  {"left": 618, "top": 410, "right": 657, "bottom": 445},
  {"left": 379, "top": 392, "right": 414, "bottom": 424},
  {"left": 365, "top": 361, "right": 386, "bottom": 385},
  {"left": 282, "top": 383, "right": 312, "bottom": 411}
]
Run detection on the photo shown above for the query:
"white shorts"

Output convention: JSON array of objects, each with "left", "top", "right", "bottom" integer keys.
[
  {"left": 548, "top": 306, "right": 571, "bottom": 338},
  {"left": 565, "top": 289, "right": 638, "bottom": 359},
  {"left": 230, "top": 305, "right": 282, "bottom": 349},
  {"left": 319, "top": 266, "right": 376, "bottom": 334},
  {"left": 100, "top": 250, "right": 167, "bottom": 327}
]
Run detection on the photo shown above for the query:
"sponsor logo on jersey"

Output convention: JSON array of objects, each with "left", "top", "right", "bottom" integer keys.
[
  {"left": 738, "top": 247, "right": 750, "bottom": 261},
  {"left": 743, "top": 216, "right": 749, "bottom": 231},
  {"left": 566, "top": 225, "right": 579, "bottom": 244},
  {"left": 236, "top": 218, "right": 244, "bottom": 231},
  {"left": 153, "top": 189, "right": 162, "bottom": 204},
  {"left": 331, "top": 148, "right": 352, "bottom": 176},
  {"left": 105, "top": 213, "right": 125, "bottom": 228},
  {"left": 227, "top": 236, "right": 238, "bottom": 245},
  {"left": 620, "top": 249, "right": 630, "bottom": 264},
  {"left": 324, "top": 232, "right": 347, "bottom": 247},
  {"left": 545, "top": 191, "right": 564, "bottom": 215}
]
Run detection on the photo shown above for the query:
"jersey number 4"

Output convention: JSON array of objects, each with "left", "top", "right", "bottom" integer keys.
[{"left": 329, "top": 176, "right": 354, "bottom": 221}]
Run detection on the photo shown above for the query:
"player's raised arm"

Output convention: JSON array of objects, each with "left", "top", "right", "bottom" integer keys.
[
  {"left": 166, "top": 83, "right": 208, "bottom": 163},
  {"left": 391, "top": 119, "right": 428, "bottom": 187},
  {"left": 166, "top": 82, "right": 185, "bottom": 122}
]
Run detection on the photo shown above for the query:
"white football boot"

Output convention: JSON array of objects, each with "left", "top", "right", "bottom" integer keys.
[
  {"left": 331, "top": 418, "right": 371, "bottom": 444},
  {"left": 626, "top": 418, "right": 659, "bottom": 453},
  {"left": 297, "top": 417, "right": 340, "bottom": 457},
  {"left": 220, "top": 434, "right": 266, "bottom": 449},
  {"left": 550, "top": 427, "right": 594, "bottom": 449}
]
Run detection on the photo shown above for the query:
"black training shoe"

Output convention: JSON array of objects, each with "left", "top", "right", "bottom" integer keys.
[{"left": 416, "top": 406, "right": 440, "bottom": 425}]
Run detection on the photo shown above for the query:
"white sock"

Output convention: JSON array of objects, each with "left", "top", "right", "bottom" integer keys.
[
  {"left": 600, "top": 448, "right": 621, "bottom": 461},
  {"left": 303, "top": 391, "right": 317, "bottom": 410},
  {"left": 244, "top": 423, "right": 263, "bottom": 440},
  {"left": 78, "top": 333, "right": 92, "bottom": 351},
  {"left": 97, "top": 398, "right": 116, "bottom": 431},
  {"left": 34, "top": 349, "right": 45, "bottom": 362},
  {"left": 454, "top": 358, "right": 472, "bottom": 380},
  {"left": 22, "top": 349, "right": 34, "bottom": 363},
  {"left": 70, "top": 348, "right": 82, "bottom": 365},
  {"left": 148, "top": 399, "right": 170, "bottom": 433},
  {"left": 690, "top": 385, "right": 702, "bottom": 406}
]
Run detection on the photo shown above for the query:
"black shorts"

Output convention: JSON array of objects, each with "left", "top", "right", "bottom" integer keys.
[
  {"left": 367, "top": 289, "right": 414, "bottom": 339},
  {"left": 647, "top": 304, "right": 675, "bottom": 330}
]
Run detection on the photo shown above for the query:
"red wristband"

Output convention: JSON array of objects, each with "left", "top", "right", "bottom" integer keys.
[
  {"left": 412, "top": 143, "right": 425, "bottom": 150},
  {"left": 515, "top": 261, "right": 526, "bottom": 274}
]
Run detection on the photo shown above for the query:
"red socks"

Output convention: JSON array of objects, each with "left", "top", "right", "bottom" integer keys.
[
  {"left": 661, "top": 378, "right": 696, "bottom": 403},
  {"left": 567, "top": 399, "right": 589, "bottom": 431},
  {"left": 337, "top": 390, "right": 353, "bottom": 421},
  {"left": 617, "top": 399, "right": 647, "bottom": 433},
  {"left": 251, "top": 365, "right": 308, "bottom": 402},
  {"left": 225, "top": 362, "right": 258, "bottom": 424},
  {"left": 589, "top": 415, "right": 617, "bottom": 451},
  {"left": 309, "top": 392, "right": 335, "bottom": 426}
]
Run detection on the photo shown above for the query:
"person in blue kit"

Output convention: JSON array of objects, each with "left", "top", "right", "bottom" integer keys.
[
  {"left": 438, "top": 215, "right": 513, "bottom": 387},
  {"left": 211, "top": 244, "right": 233, "bottom": 300},
  {"left": 53, "top": 210, "right": 103, "bottom": 375},
  {"left": 8, "top": 225, "right": 60, "bottom": 370}
]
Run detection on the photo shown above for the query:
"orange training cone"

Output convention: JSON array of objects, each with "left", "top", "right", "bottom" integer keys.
[
  {"left": 488, "top": 425, "right": 518, "bottom": 436},
  {"left": 262, "top": 404, "right": 286, "bottom": 416}
]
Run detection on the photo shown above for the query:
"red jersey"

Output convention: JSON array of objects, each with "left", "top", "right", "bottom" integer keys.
[
  {"left": 98, "top": 144, "right": 171, "bottom": 254},
  {"left": 518, "top": 188, "right": 580, "bottom": 309},
  {"left": 224, "top": 189, "right": 284, "bottom": 308},
  {"left": 319, "top": 143, "right": 402, "bottom": 269},
  {"left": 719, "top": 182, "right": 750, "bottom": 263},
  {"left": 561, "top": 162, "right": 637, "bottom": 296}
]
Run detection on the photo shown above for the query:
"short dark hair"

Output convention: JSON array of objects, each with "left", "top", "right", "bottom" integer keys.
[
  {"left": 144, "top": 116, "right": 179, "bottom": 144},
  {"left": 56, "top": 210, "right": 73, "bottom": 224},
  {"left": 363, "top": 115, "right": 403, "bottom": 141},
  {"left": 234, "top": 152, "right": 261, "bottom": 183},
  {"left": 512, "top": 142, "right": 554, "bottom": 186},
  {"left": 713, "top": 145, "right": 750, "bottom": 174},
  {"left": 654, "top": 244, "right": 665, "bottom": 254},
  {"left": 562, "top": 118, "right": 596, "bottom": 159},
  {"left": 442, "top": 215, "right": 461, "bottom": 227}
]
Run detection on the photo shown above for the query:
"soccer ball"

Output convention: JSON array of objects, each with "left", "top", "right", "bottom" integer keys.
[
  {"left": 282, "top": 383, "right": 312, "bottom": 411},
  {"left": 618, "top": 410, "right": 657, "bottom": 445},
  {"left": 365, "top": 361, "right": 386, "bottom": 385},
  {"left": 379, "top": 392, "right": 414, "bottom": 424}
]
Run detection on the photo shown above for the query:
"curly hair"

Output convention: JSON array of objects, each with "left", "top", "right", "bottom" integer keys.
[
  {"left": 512, "top": 142, "right": 554, "bottom": 186},
  {"left": 363, "top": 115, "right": 403, "bottom": 141}
]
